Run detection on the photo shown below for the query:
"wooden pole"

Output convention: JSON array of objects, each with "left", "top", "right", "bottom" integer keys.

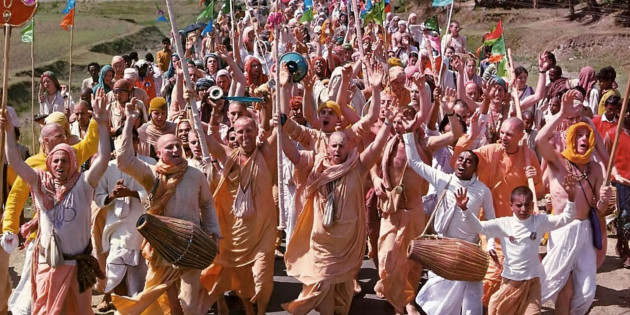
[
  {"left": 31, "top": 25, "right": 36, "bottom": 151},
  {"left": 164, "top": 0, "right": 211, "bottom": 159},
  {"left": 437, "top": 1, "right": 454, "bottom": 90},
  {"left": 0, "top": 25, "right": 12, "bottom": 208},
  {"left": 274, "top": 24, "right": 285, "bottom": 225},
  {"left": 68, "top": 25, "right": 73, "bottom": 99},
  {"left": 605, "top": 76, "right": 630, "bottom": 186},
  {"left": 507, "top": 48, "right": 522, "bottom": 120},
  {"left": 352, "top": 0, "right": 365, "bottom": 60}
]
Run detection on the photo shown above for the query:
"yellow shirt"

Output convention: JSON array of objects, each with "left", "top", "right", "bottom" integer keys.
[{"left": 2, "top": 119, "right": 99, "bottom": 234}]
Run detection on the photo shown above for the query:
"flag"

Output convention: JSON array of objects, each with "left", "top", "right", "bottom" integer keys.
[
  {"left": 432, "top": 0, "right": 453, "bottom": 7},
  {"left": 300, "top": 0, "right": 313, "bottom": 22},
  {"left": 21, "top": 19, "right": 34, "bottom": 43},
  {"left": 364, "top": 0, "right": 385, "bottom": 25},
  {"left": 60, "top": 8, "right": 75, "bottom": 30},
  {"left": 360, "top": 0, "right": 372, "bottom": 19},
  {"left": 423, "top": 15, "right": 439, "bottom": 33},
  {"left": 221, "top": 1, "right": 231, "bottom": 14},
  {"left": 197, "top": 1, "right": 214, "bottom": 23},
  {"left": 61, "top": 0, "right": 75, "bottom": 14},
  {"left": 483, "top": 19, "right": 507, "bottom": 77},
  {"left": 155, "top": 2, "right": 168, "bottom": 22},
  {"left": 201, "top": 20, "right": 213, "bottom": 36}
]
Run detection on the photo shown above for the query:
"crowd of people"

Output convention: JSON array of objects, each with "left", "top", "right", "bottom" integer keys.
[{"left": 0, "top": 1, "right": 628, "bottom": 315}]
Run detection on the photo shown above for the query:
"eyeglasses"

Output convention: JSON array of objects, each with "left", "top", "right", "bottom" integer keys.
[{"left": 113, "top": 88, "right": 128, "bottom": 94}]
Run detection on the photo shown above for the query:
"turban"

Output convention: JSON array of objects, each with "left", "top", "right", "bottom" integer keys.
[
  {"left": 114, "top": 79, "right": 132, "bottom": 92},
  {"left": 123, "top": 68, "right": 139, "bottom": 82},
  {"left": 561, "top": 122, "right": 595, "bottom": 165},
  {"left": 196, "top": 78, "right": 215, "bottom": 91},
  {"left": 149, "top": 97, "right": 168, "bottom": 113},
  {"left": 387, "top": 58, "right": 403, "bottom": 68},
  {"left": 44, "top": 112, "right": 70, "bottom": 136},
  {"left": 317, "top": 100, "right": 342, "bottom": 118}
]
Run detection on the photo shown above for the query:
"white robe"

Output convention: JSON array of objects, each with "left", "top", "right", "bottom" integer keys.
[{"left": 541, "top": 219, "right": 597, "bottom": 315}]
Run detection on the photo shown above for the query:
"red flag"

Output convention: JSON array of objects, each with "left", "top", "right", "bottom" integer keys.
[
  {"left": 484, "top": 19, "right": 503, "bottom": 44},
  {"left": 60, "top": 8, "right": 75, "bottom": 30}
]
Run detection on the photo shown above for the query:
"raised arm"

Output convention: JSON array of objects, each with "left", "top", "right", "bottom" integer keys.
[
  {"left": 301, "top": 63, "right": 322, "bottom": 130},
  {"left": 428, "top": 87, "right": 463, "bottom": 150},
  {"left": 363, "top": 63, "right": 384, "bottom": 123},
  {"left": 2, "top": 113, "right": 37, "bottom": 186},
  {"left": 86, "top": 88, "right": 112, "bottom": 188},
  {"left": 276, "top": 113, "right": 301, "bottom": 165},
  {"left": 216, "top": 44, "right": 247, "bottom": 96},
  {"left": 453, "top": 57, "right": 480, "bottom": 111},
  {"left": 535, "top": 90, "right": 582, "bottom": 168},
  {"left": 116, "top": 105, "right": 156, "bottom": 191},
  {"left": 360, "top": 110, "right": 393, "bottom": 168},
  {"left": 403, "top": 132, "right": 447, "bottom": 187},
  {"left": 520, "top": 53, "right": 549, "bottom": 110}
]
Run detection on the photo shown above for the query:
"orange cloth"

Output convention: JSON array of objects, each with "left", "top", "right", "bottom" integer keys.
[
  {"left": 33, "top": 264, "right": 93, "bottom": 315},
  {"left": 283, "top": 150, "right": 367, "bottom": 313},
  {"left": 200, "top": 148, "right": 277, "bottom": 304},
  {"left": 453, "top": 135, "right": 544, "bottom": 305},
  {"left": 488, "top": 277, "right": 541, "bottom": 315}
]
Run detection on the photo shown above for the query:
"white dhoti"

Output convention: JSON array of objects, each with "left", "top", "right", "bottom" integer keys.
[
  {"left": 541, "top": 219, "right": 597, "bottom": 315},
  {"left": 416, "top": 271, "right": 483, "bottom": 315},
  {"left": 9, "top": 242, "right": 34, "bottom": 315},
  {"left": 104, "top": 244, "right": 147, "bottom": 296}
]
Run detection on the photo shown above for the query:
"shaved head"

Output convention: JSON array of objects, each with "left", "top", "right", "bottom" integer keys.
[
  {"left": 503, "top": 117, "right": 524, "bottom": 135},
  {"left": 157, "top": 134, "right": 179, "bottom": 150}
]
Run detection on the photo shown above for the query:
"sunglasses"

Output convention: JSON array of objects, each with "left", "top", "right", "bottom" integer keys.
[{"left": 113, "top": 88, "right": 129, "bottom": 94}]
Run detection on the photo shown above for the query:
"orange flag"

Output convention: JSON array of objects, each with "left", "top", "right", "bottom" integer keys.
[{"left": 60, "top": 8, "right": 75, "bottom": 30}]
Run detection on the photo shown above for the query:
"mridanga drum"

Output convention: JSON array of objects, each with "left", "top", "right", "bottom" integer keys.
[
  {"left": 137, "top": 214, "right": 218, "bottom": 269},
  {"left": 408, "top": 235, "right": 489, "bottom": 282}
]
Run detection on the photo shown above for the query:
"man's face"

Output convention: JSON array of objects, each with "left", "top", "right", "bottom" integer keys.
[
  {"left": 162, "top": 42, "right": 171, "bottom": 50},
  {"left": 499, "top": 121, "right": 522, "bottom": 153},
  {"left": 511, "top": 193, "right": 534, "bottom": 220},
  {"left": 465, "top": 83, "right": 479, "bottom": 101},
  {"left": 114, "top": 88, "right": 130, "bottom": 104},
  {"left": 604, "top": 103, "right": 620, "bottom": 119},
  {"left": 289, "top": 102, "right": 307, "bottom": 126},
  {"left": 465, "top": 60, "right": 476, "bottom": 77},
  {"left": 599, "top": 78, "right": 612, "bottom": 90},
  {"left": 138, "top": 65, "right": 148, "bottom": 77},
  {"left": 454, "top": 151, "right": 477, "bottom": 180},
  {"left": 410, "top": 87, "right": 420, "bottom": 102},
  {"left": 73, "top": 105, "right": 91, "bottom": 128},
  {"left": 523, "top": 116, "right": 534, "bottom": 132},
  {"left": 217, "top": 75, "right": 230, "bottom": 92},
  {"left": 88, "top": 65, "right": 100, "bottom": 79},
  {"left": 548, "top": 68, "right": 560, "bottom": 82},
  {"left": 314, "top": 59, "right": 325, "bottom": 75},
  {"left": 318, "top": 108, "right": 340, "bottom": 133},
  {"left": 490, "top": 85, "right": 505, "bottom": 104},
  {"left": 44, "top": 128, "right": 67, "bottom": 153},
  {"left": 327, "top": 133, "right": 350, "bottom": 165},
  {"left": 50, "top": 150, "right": 71, "bottom": 182},
  {"left": 227, "top": 131, "right": 239, "bottom": 149},
  {"left": 207, "top": 58, "right": 219, "bottom": 73},
  {"left": 249, "top": 61, "right": 262, "bottom": 77},
  {"left": 228, "top": 103, "right": 248, "bottom": 125},
  {"left": 234, "top": 118, "right": 258, "bottom": 152},
  {"left": 157, "top": 135, "right": 184, "bottom": 166},
  {"left": 445, "top": 48, "right": 455, "bottom": 60},
  {"left": 454, "top": 104, "right": 471, "bottom": 126},
  {"left": 151, "top": 110, "right": 167, "bottom": 127},
  {"left": 399, "top": 24, "right": 407, "bottom": 33},
  {"left": 390, "top": 77, "right": 405, "bottom": 94},
  {"left": 549, "top": 97, "right": 561, "bottom": 115},
  {"left": 188, "top": 132, "right": 203, "bottom": 158},
  {"left": 574, "top": 127, "right": 591, "bottom": 155},
  {"left": 392, "top": 113, "right": 406, "bottom": 135},
  {"left": 177, "top": 122, "right": 192, "bottom": 146}
]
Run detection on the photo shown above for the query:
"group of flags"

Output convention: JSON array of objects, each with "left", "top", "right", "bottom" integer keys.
[{"left": 361, "top": 0, "right": 391, "bottom": 25}]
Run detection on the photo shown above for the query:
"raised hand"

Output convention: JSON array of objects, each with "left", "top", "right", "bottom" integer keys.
[
  {"left": 560, "top": 89, "right": 582, "bottom": 118},
  {"left": 278, "top": 61, "right": 293, "bottom": 87},
  {"left": 443, "top": 87, "right": 457, "bottom": 112},
  {"left": 369, "top": 63, "right": 385, "bottom": 88},
  {"left": 91, "top": 87, "right": 108, "bottom": 124},
  {"left": 302, "top": 60, "right": 317, "bottom": 91},
  {"left": 455, "top": 187, "right": 469, "bottom": 211},
  {"left": 539, "top": 51, "right": 551, "bottom": 72},
  {"left": 468, "top": 111, "right": 483, "bottom": 137},
  {"left": 125, "top": 101, "right": 140, "bottom": 120},
  {"left": 412, "top": 72, "right": 426, "bottom": 88},
  {"left": 451, "top": 56, "right": 464, "bottom": 72},
  {"left": 216, "top": 44, "right": 230, "bottom": 60}
]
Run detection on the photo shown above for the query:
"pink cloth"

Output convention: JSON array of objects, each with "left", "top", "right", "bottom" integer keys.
[{"left": 32, "top": 263, "right": 93, "bottom": 315}]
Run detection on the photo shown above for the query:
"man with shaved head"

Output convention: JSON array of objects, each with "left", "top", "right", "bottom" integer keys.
[
  {"left": 112, "top": 103, "right": 220, "bottom": 315},
  {"left": 454, "top": 115, "right": 545, "bottom": 308},
  {"left": 200, "top": 91, "right": 275, "bottom": 314}
]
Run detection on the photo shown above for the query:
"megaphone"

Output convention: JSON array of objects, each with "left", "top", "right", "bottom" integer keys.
[
  {"left": 207, "top": 86, "right": 263, "bottom": 103},
  {"left": 279, "top": 52, "right": 309, "bottom": 82}
]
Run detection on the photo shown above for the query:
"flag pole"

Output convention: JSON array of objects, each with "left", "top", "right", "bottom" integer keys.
[
  {"left": 0, "top": 25, "right": 13, "bottom": 209},
  {"left": 67, "top": 24, "right": 73, "bottom": 115},
  {"left": 164, "top": 0, "right": 211, "bottom": 159},
  {"left": 274, "top": 21, "right": 285, "bottom": 232},
  {"left": 31, "top": 25, "right": 36, "bottom": 151}
]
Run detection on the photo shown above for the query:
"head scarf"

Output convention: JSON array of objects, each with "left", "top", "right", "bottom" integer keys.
[
  {"left": 149, "top": 97, "right": 168, "bottom": 113},
  {"left": 389, "top": 66, "right": 405, "bottom": 82},
  {"left": 41, "top": 71, "right": 62, "bottom": 92},
  {"left": 245, "top": 57, "right": 268, "bottom": 87},
  {"left": 123, "top": 68, "right": 139, "bottom": 82},
  {"left": 578, "top": 66, "right": 596, "bottom": 96},
  {"left": 93, "top": 65, "right": 114, "bottom": 94},
  {"left": 216, "top": 69, "right": 232, "bottom": 80},
  {"left": 492, "top": 76, "right": 507, "bottom": 92},
  {"left": 204, "top": 53, "right": 224, "bottom": 74},
  {"left": 597, "top": 89, "right": 621, "bottom": 115},
  {"left": 561, "top": 122, "right": 595, "bottom": 165},
  {"left": 164, "top": 53, "right": 180, "bottom": 79},
  {"left": 387, "top": 57, "right": 403, "bottom": 68},
  {"left": 196, "top": 78, "right": 215, "bottom": 91},
  {"left": 33, "top": 144, "right": 80, "bottom": 211},
  {"left": 317, "top": 100, "right": 342, "bottom": 118},
  {"left": 404, "top": 65, "right": 419, "bottom": 79}
]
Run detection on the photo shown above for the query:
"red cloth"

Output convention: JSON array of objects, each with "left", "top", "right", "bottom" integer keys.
[
  {"left": 592, "top": 115, "right": 617, "bottom": 139},
  {"left": 136, "top": 76, "right": 157, "bottom": 103},
  {"left": 607, "top": 128, "right": 630, "bottom": 181}
]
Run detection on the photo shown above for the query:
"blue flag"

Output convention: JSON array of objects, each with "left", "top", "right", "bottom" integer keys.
[
  {"left": 201, "top": 20, "right": 213, "bottom": 36},
  {"left": 432, "top": 0, "right": 453, "bottom": 7},
  {"left": 61, "top": 0, "right": 75, "bottom": 14}
]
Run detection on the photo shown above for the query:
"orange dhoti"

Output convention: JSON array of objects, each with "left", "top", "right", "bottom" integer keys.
[{"left": 488, "top": 277, "right": 541, "bottom": 315}]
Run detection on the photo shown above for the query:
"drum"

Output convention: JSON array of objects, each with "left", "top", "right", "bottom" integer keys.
[
  {"left": 408, "top": 235, "right": 489, "bottom": 282},
  {"left": 137, "top": 214, "right": 218, "bottom": 269}
]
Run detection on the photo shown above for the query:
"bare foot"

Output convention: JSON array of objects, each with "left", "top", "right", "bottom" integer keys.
[
  {"left": 353, "top": 279, "right": 362, "bottom": 296},
  {"left": 96, "top": 300, "right": 113, "bottom": 312}
]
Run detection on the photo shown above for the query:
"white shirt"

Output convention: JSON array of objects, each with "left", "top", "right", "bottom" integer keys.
[{"left": 462, "top": 201, "right": 576, "bottom": 281}]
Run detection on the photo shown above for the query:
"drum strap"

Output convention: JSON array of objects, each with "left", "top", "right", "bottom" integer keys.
[{"left": 421, "top": 176, "right": 452, "bottom": 236}]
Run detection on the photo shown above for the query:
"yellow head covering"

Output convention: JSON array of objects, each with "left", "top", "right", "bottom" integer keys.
[
  {"left": 149, "top": 97, "right": 168, "bottom": 113},
  {"left": 44, "top": 112, "right": 70, "bottom": 136},
  {"left": 561, "top": 122, "right": 595, "bottom": 165},
  {"left": 597, "top": 89, "right": 620, "bottom": 115},
  {"left": 387, "top": 58, "right": 403, "bottom": 68},
  {"left": 317, "top": 100, "right": 342, "bottom": 118}
]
